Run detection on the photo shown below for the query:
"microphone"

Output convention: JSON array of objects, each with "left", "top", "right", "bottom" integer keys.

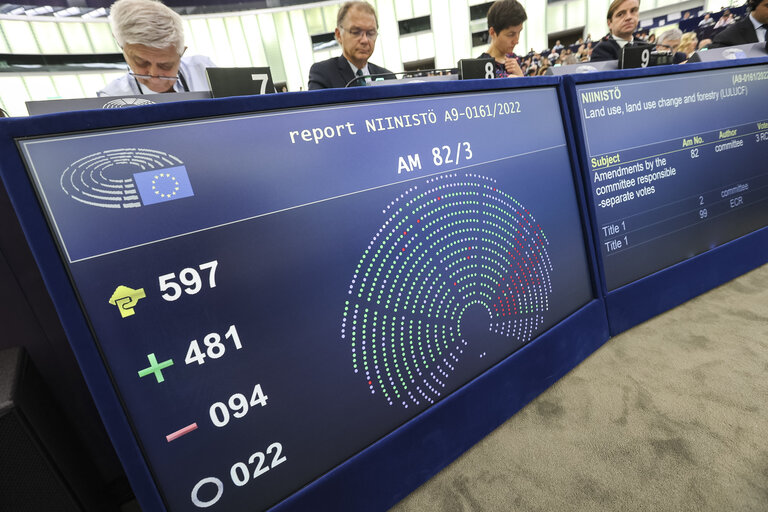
[{"left": 343, "top": 68, "right": 457, "bottom": 88}]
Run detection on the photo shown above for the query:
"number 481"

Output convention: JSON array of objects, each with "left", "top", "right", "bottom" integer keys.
[{"left": 185, "top": 324, "right": 242, "bottom": 365}]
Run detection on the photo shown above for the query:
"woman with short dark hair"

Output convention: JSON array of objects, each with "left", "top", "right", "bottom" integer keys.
[{"left": 478, "top": 0, "right": 528, "bottom": 77}]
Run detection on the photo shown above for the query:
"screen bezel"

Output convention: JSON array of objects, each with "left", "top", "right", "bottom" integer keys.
[
  {"left": 0, "top": 76, "right": 607, "bottom": 511},
  {"left": 564, "top": 57, "right": 768, "bottom": 335}
]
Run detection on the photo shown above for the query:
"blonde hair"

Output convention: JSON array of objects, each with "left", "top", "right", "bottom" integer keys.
[
  {"left": 110, "top": 0, "right": 185, "bottom": 54},
  {"left": 678, "top": 31, "right": 698, "bottom": 55}
]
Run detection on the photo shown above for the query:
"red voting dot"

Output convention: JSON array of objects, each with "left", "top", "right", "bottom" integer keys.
[
  {"left": 417, "top": 219, "right": 421, "bottom": 223},
  {"left": 467, "top": 256, "right": 470, "bottom": 259},
  {"left": 437, "top": 197, "right": 441, "bottom": 200},
  {"left": 403, "top": 231, "right": 407, "bottom": 235},
  {"left": 402, "top": 248, "right": 406, "bottom": 252},
  {"left": 368, "top": 380, "right": 372, "bottom": 385},
  {"left": 454, "top": 282, "right": 457, "bottom": 286}
]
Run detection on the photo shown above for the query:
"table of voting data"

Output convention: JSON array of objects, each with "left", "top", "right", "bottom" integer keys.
[
  {"left": 19, "top": 87, "right": 593, "bottom": 511},
  {"left": 574, "top": 65, "right": 768, "bottom": 290}
]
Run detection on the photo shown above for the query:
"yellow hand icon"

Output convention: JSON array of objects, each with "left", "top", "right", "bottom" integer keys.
[{"left": 108, "top": 285, "right": 146, "bottom": 318}]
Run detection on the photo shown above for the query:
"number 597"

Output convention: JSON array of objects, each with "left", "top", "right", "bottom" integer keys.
[{"left": 159, "top": 260, "right": 218, "bottom": 301}]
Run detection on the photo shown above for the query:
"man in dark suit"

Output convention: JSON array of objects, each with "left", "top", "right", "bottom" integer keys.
[
  {"left": 710, "top": 0, "right": 768, "bottom": 48},
  {"left": 308, "top": 1, "right": 395, "bottom": 90},
  {"left": 590, "top": 0, "right": 640, "bottom": 62}
]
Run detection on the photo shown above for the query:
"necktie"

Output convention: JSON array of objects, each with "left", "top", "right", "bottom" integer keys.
[{"left": 356, "top": 68, "right": 365, "bottom": 86}]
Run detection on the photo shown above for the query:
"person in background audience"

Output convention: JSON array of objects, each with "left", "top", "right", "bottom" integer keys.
[
  {"left": 711, "top": 0, "right": 768, "bottom": 47},
  {"left": 307, "top": 1, "right": 394, "bottom": 89},
  {"left": 714, "top": 10, "right": 735, "bottom": 28},
  {"left": 678, "top": 31, "right": 699, "bottom": 58},
  {"left": 553, "top": 39, "right": 564, "bottom": 52},
  {"left": 98, "top": 0, "right": 215, "bottom": 96},
  {"left": 590, "top": 0, "right": 640, "bottom": 61},
  {"left": 698, "top": 38, "right": 712, "bottom": 49},
  {"left": 656, "top": 28, "right": 682, "bottom": 53},
  {"left": 521, "top": 57, "right": 532, "bottom": 75},
  {"left": 656, "top": 28, "right": 688, "bottom": 63},
  {"left": 698, "top": 13, "right": 715, "bottom": 28},
  {"left": 478, "top": 0, "right": 527, "bottom": 78}
]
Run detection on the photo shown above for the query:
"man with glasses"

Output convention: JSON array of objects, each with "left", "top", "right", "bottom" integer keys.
[
  {"left": 97, "top": 0, "right": 215, "bottom": 96},
  {"left": 308, "top": 1, "right": 395, "bottom": 90}
]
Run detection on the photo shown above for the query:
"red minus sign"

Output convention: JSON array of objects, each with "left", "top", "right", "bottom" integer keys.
[{"left": 166, "top": 422, "right": 198, "bottom": 442}]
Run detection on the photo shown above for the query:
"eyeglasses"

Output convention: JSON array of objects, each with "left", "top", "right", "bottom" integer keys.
[
  {"left": 340, "top": 27, "right": 378, "bottom": 40},
  {"left": 129, "top": 72, "right": 179, "bottom": 81}
]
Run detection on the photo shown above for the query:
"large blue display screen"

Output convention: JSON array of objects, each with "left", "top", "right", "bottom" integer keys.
[
  {"left": 19, "top": 87, "right": 592, "bottom": 511},
  {"left": 574, "top": 64, "right": 768, "bottom": 291}
]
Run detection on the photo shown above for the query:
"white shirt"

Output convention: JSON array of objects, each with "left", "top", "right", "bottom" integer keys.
[
  {"left": 749, "top": 14, "right": 767, "bottom": 43},
  {"left": 97, "top": 55, "right": 215, "bottom": 97},
  {"left": 611, "top": 35, "right": 633, "bottom": 48}
]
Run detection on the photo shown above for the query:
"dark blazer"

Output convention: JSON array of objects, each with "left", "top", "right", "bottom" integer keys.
[
  {"left": 308, "top": 55, "right": 395, "bottom": 90},
  {"left": 590, "top": 34, "right": 623, "bottom": 62},
  {"left": 710, "top": 17, "right": 758, "bottom": 48}
]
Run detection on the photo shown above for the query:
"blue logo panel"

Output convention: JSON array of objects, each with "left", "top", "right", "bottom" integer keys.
[{"left": 134, "top": 165, "right": 194, "bottom": 206}]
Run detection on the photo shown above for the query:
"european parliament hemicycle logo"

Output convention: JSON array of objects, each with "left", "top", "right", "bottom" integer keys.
[
  {"left": 102, "top": 98, "right": 156, "bottom": 108},
  {"left": 60, "top": 148, "right": 194, "bottom": 208}
]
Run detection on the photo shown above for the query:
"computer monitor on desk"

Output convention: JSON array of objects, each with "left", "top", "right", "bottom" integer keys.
[
  {"left": 368, "top": 73, "right": 458, "bottom": 85},
  {"left": 0, "top": 77, "right": 606, "bottom": 512},
  {"left": 26, "top": 91, "right": 212, "bottom": 115},
  {"left": 565, "top": 58, "right": 768, "bottom": 335},
  {"left": 691, "top": 42, "right": 768, "bottom": 63},
  {"left": 550, "top": 60, "right": 618, "bottom": 75}
]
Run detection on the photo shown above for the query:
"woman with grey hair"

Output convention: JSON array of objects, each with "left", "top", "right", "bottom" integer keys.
[{"left": 97, "top": 0, "right": 215, "bottom": 96}]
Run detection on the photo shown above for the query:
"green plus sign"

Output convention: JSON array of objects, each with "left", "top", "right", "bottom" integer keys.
[{"left": 138, "top": 353, "right": 174, "bottom": 383}]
